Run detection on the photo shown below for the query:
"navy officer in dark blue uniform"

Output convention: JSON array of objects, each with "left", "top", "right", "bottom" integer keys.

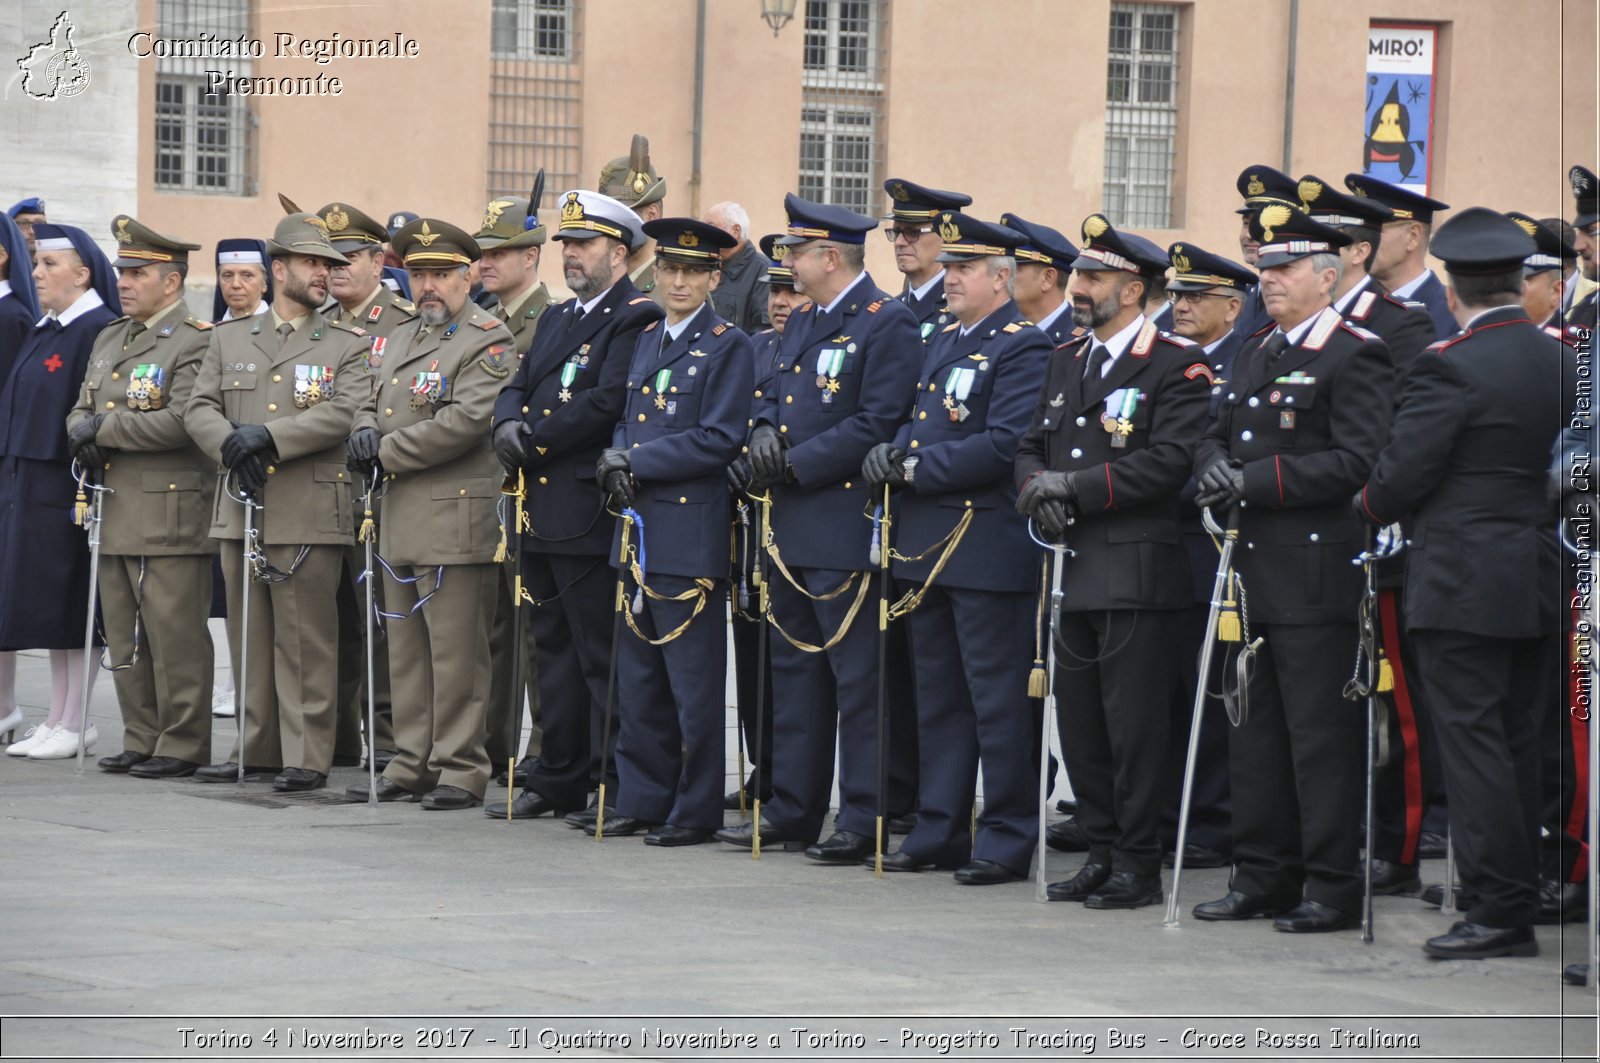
[
  {"left": 1191, "top": 205, "right": 1394, "bottom": 932},
  {"left": 1014, "top": 216, "right": 1213, "bottom": 909},
  {"left": 862, "top": 212, "right": 1050, "bottom": 883},
  {"left": 1343, "top": 174, "right": 1455, "bottom": 340},
  {"left": 487, "top": 190, "right": 664, "bottom": 823},
  {"left": 592, "top": 218, "right": 753, "bottom": 844},
  {"left": 883, "top": 178, "right": 971, "bottom": 345},
  {"left": 714, "top": 194, "right": 919, "bottom": 862}
]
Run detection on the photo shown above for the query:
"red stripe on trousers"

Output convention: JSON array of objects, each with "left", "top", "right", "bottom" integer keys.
[{"left": 1378, "top": 588, "right": 1423, "bottom": 865}]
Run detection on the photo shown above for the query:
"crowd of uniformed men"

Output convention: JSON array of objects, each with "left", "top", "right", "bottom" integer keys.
[{"left": 1, "top": 138, "right": 1597, "bottom": 972}]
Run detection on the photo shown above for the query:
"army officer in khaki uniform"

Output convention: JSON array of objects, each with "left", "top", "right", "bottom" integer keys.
[
  {"left": 185, "top": 213, "right": 370, "bottom": 792},
  {"left": 65, "top": 216, "right": 216, "bottom": 777},
  {"left": 345, "top": 218, "right": 514, "bottom": 810},
  {"left": 474, "top": 192, "right": 551, "bottom": 778}
]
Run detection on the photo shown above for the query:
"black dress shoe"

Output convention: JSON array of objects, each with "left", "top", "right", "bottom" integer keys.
[
  {"left": 888, "top": 812, "right": 917, "bottom": 835},
  {"left": 128, "top": 756, "right": 201, "bottom": 778},
  {"left": 806, "top": 830, "right": 873, "bottom": 864},
  {"left": 1273, "top": 899, "right": 1357, "bottom": 933},
  {"left": 273, "top": 767, "right": 326, "bottom": 792},
  {"left": 1420, "top": 882, "right": 1477, "bottom": 908},
  {"left": 1536, "top": 879, "right": 1586, "bottom": 925},
  {"left": 1046, "top": 862, "right": 1111, "bottom": 902},
  {"left": 644, "top": 825, "right": 714, "bottom": 847},
  {"left": 331, "top": 752, "right": 362, "bottom": 767},
  {"left": 97, "top": 750, "right": 150, "bottom": 773},
  {"left": 343, "top": 776, "right": 420, "bottom": 802},
  {"left": 866, "top": 850, "right": 937, "bottom": 873},
  {"left": 421, "top": 784, "right": 481, "bottom": 810},
  {"left": 511, "top": 756, "right": 537, "bottom": 789},
  {"left": 1045, "top": 817, "right": 1089, "bottom": 853},
  {"left": 583, "top": 814, "right": 657, "bottom": 837},
  {"left": 194, "top": 762, "right": 279, "bottom": 783},
  {"left": 564, "top": 805, "right": 600, "bottom": 829},
  {"left": 1416, "top": 830, "right": 1447, "bottom": 858},
  {"left": 954, "top": 859, "right": 1024, "bottom": 885},
  {"left": 1162, "top": 842, "right": 1229, "bottom": 869},
  {"left": 1369, "top": 857, "right": 1421, "bottom": 896},
  {"left": 1423, "top": 921, "right": 1537, "bottom": 959},
  {"left": 371, "top": 749, "right": 397, "bottom": 774},
  {"left": 484, "top": 790, "right": 557, "bottom": 819},
  {"left": 1085, "top": 870, "right": 1163, "bottom": 910},
  {"left": 1055, "top": 798, "right": 1078, "bottom": 814},
  {"left": 1565, "top": 963, "right": 1590, "bottom": 986},
  {"left": 1192, "top": 890, "right": 1288, "bottom": 921},
  {"left": 712, "top": 819, "right": 808, "bottom": 851}
]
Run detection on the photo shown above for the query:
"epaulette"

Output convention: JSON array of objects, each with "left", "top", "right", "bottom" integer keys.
[
  {"left": 942, "top": 322, "right": 959, "bottom": 333},
  {"left": 1003, "top": 322, "right": 1024, "bottom": 333},
  {"left": 1351, "top": 290, "right": 1377, "bottom": 319},
  {"left": 216, "top": 314, "right": 253, "bottom": 326},
  {"left": 1304, "top": 308, "right": 1342, "bottom": 350},
  {"left": 795, "top": 300, "right": 815, "bottom": 313},
  {"left": 866, "top": 300, "right": 882, "bottom": 313},
  {"left": 1340, "top": 322, "right": 1381, "bottom": 344},
  {"left": 1129, "top": 319, "right": 1158, "bottom": 357},
  {"left": 348, "top": 326, "right": 368, "bottom": 338},
  {"left": 394, "top": 298, "right": 416, "bottom": 313},
  {"left": 474, "top": 317, "right": 499, "bottom": 330},
  {"left": 1160, "top": 330, "right": 1199, "bottom": 349},
  {"left": 327, "top": 319, "right": 364, "bottom": 336},
  {"left": 643, "top": 320, "right": 658, "bottom": 333},
  {"left": 1423, "top": 339, "right": 1451, "bottom": 356},
  {"left": 628, "top": 296, "right": 653, "bottom": 306},
  {"left": 1403, "top": 300, "right": 1427, "bottom": 311},
  {"left": 712, "top": 322, "right": 730, "bottom": 335},
  {"left": 184, "top": 316, "right": 212, "bottom": 331}
]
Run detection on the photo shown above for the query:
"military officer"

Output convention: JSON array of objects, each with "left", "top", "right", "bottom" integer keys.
[
  {"left": 341, "top": 218, "right": 513, "bottom": 810},
  {"left": 311, "top": 201, "right": 418, "bottom": 773},
  {"left": 212, "top": 239, "right": 272, "bottom": 323},
  {"left": 185, "top": 213, "right": 370, "bottom": 792},
  {"left": 863, "top": 213, "right": 1051, "bottom": 883},
  {"left": 473, "top": 192, "right": 552, "bottom": 781},
  {"left": 487, "top": 191, "right": 663, "bottom": 822},
  {"left": 589, "top": 217, "right": 753, "bottom": 843},
  {"left": 65, "top": 216, "right": 216, "bottom": 777},
  {"left": 1509, "top": 212, "right": 1577, "bottom": 330},
  {"left": 1357, "top": 208, "right": 1574, "bottom": 959},
  {"left": 882, "top": 178, "right": 972, "bottom": 344},
  {"left": 1160, "top": 241, "right": 1256, "bottom": 869},
  {"left": 1014, "top": 216, "right": 1213, "bottom": 907},
  {"left": 599, "top": 135, "right": 668, "bottom": 305},
  {"left": 1191, "top": 204, "right": 1394, "bottom": 932},
  {"left": 1566, "top": 165, "right": 1599, "bottom": 330},
  {"left": 703, "top": 202, "right": 771, "bottom": 335},
  {"left": 1232, "top": 165, "right": 1298, "bottom": 340},
  {"left": 1000, "top": 213, "right": 1080, "bottom": 347},
  {"left": 1343, "top": 174, "right": 1454, "bottom": 340},
  {"left": 713, "top": 194, "right": 919, "bottom": 862}
]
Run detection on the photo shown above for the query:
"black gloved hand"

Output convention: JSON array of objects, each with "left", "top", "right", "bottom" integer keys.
[
  {"left": 1015, "top": 470, "right": 1075, "bottom": 516},
  {"left": 235, "top": 454, "right": 268, "bottom": 497},
  {"left": 77, "top": 443, "right": 109, "bottom": 475},
  {"left": 604, "top": 468, "right": 635, "bottom": 508},
  {"left": 221, "top": 423, "right": 276, "bottom": 469},
  {"left": 862, "top": 443, "right": 906, "bottom": 488},
  {"left": 67, "top": 413, "right": 105, "bottom": 458},
  {"left": 492, "top": 420, "right": 531, "bottom": 472},
  {"left": 595, "top": 447, "right": 631, "bottom": 489},
  {"left": 726, "top": 455, "right": 753, "bottom": 495},
  {"left": 1035, "top": 497, "right": 1073, "bottom": 540},
  {"left": 748, "top": 424, "right": 787, "bottom": 483},
  {"left": 347, "top": 427, "right": 381, "bottom": 472},
  {"left": 1194, "top": 462, "right": 1245, "bottom": 511},
  {"left": 1350, "top": 488, "right": 1382, "bottom": 527}
]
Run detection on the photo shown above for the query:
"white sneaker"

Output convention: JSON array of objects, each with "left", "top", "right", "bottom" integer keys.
[
  {"left": 6, "top": 723, "right": 53, "bottom": 756},
  {"left": 27, "top": 723, "right": 98, "bottom": 760},
  {"left": 211, "top": 687, "right": 235, "bottom": 718}
]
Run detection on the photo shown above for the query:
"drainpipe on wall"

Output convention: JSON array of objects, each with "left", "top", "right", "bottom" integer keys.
[{"left": 1282, "top": 0, "right": 1299, "bottom": 173}]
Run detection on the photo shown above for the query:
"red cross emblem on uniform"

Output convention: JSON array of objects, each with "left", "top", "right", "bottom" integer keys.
[{"left": 44, "top": 354, "right": 63, "bottom": 373}]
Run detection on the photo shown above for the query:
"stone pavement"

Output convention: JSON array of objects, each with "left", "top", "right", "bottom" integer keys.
[{"left": 0, "top": 647, "right": 1596, "bottom": 1061}]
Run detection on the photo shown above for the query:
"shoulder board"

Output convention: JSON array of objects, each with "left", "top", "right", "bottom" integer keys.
[
  {"left": 474, "top": 318, "right": 499, "bottom": 331},
  {"left": 756, "top": 327, "right": 775, "bottom": 337},
  {"left": 327, "top": 319, "right": 363, "bottom": 335},
  {"left": 1070, "top": 325, "right": 1088, "bottom": 337},
  {"left": 394, "top": 298, "right": 416, "bottom": 313},
  {"left": 942, "top": 322, "right": 960, "bottom": 333},
  {"left": 643, "top": 320, "right": 658, "bottom": 333},
  {"left": 184, "top": 316, "right": 212, "bottom": 331},
  {"left": 348, "top": 326, "right": 368, "bottom": 338},
  {"left": 1352, "top": 290, "right": 1377, "bottom": 319},
  {"left": 795, "top": 300, "right": 814, "bottom": 313},
  {"left": 1129, "top": 319, "right": 1158, "bottom": 357},
  {"left": 866, "top": 300, "right": 883, "bottom": 313},
  {"left": 1184, "top": 362, "right": 1217, "bottom": 385},
  {"left": 1341, "top": 323, "right": 1381, "bottom": 344},
  {"left": 1002, "top": 322, "right": 1024, "bottom": 333},
  {"left": 1304, "top": 309, "right": 1342, "bottom": 350},
  {"left": 1159, "top": 330, "right": 1199, "bottom": 349},
  {"left": 216, "top": 315, "right": 253, "bottom": 327},
  {"left": 108, "top": 314, "right": 131, "bottom": 325},
  {"left": 1403, "top": 300, "right": 1427, "bottom": 311},
  {"left": 1248, "top": 321, "right": 1276, "bottom": 338},
  {"left": 628, "top": 296, "right": 653, "bottom": 306},
  {"left": 712, "top": 322, "right": 730, "bottom": 336}
]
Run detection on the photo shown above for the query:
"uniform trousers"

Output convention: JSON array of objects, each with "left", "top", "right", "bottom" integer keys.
[
  {"left": 382, "top": 562, "right": 497, "bottom": 797},
  {"left": 334, "top": 545, "right": 394, "bottom": 758},
  {"left": 1412, "top": 629, "right": 1548, "bottom": 928},
  {"left": 730, "top": 605, "right": 773, "bottom": 800},
  {"left": 219, "top": 540, "right": 343, "bottom": 773},
  {"left": 1056, "top": 608, "right": 1182, "bottom": 878},
  {"left": 1228, "top": 621, "right": 1363, "bottom": 912},
  {"left": 1160, "top": 600, "right": 1233, "bottom": 855},
  {"left": 100, "top": 553, "right": 214, "bottom": 763},
  {"left": 1370, "top": 584, "right": 1447, "bottom": 865},
  {"left": 899, "top": 583, "right": 1038, "bottom": 873},
  {"left": 613, "top": 574, "right": 728, "bottom": 831},
  {"left": 485, "top": 558, "right": 542, "bottom": 768}
]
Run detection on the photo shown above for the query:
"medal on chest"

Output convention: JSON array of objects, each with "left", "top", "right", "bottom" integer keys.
[
  {"left": 1102, "top": 388, "right": 1140, "bottom": 449},
  {"left": 559, "top": 357, "right": 580, "bottom": 404},
  {"left": 409, "top": 361, "right": 446, "bottom": 411},
  {"left": 653, "top": 368, "right": 672, "bottom": 410},
  {"left": 815, "top": 347, "right": 845, "bottom": 404},
  {"left": 942, "top": 365, "right": 975, "bottom": 422},
  {"left": 126, "top": 363, "right": 166, "bottom": 411},
  {"left": 293, "top": 365, "right": 335, "bottom": 408}
]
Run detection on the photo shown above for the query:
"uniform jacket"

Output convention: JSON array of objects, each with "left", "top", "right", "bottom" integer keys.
[
  {"left": 1181, "top": 327, "right": 1248, "bottom": 601},
  {"left": 1017, "top": 318, "right": 1212, "bottom": 610},
  {"left": 1568, "top": 286, "right": 1599, "bottom": 332},
  {"left": 184, "top": 311, "right": 369, "bottom": 545},
  {"left": 708, "top": 242, "right": 771, "bottom": 335},
  {"left": 1194, "top": 305, "right": 1394, "bottom": 624},
  {"left": 612, "top": 302, "right": 754, "bottom": 578},
  {"left": 754, "top": 271, "right": 919, "bottom": 571},
  {"left": 0, "top": 291, "right": 32, "bottom": 384},
  {"left": 1340, "top": 279, "right": 1436, "bottom": 369},
  {"left": 354, "top": 301, "right": 513, "bottom": 566},
  {"left": 892, "top": 300, "right": 1049, "bottom": 593},
  {"left": 0, "top": 298, "right": 118, "bottom": 461},
  {"left": 902, "top": 275, "right": 952, "bottom": 344},
  {"left": 1234, "top": 285, "right": 1272, "bottom": 343},
  {"left": 492, "top": 276, "right": 664, "bottom": 556},
  {"left": 1408, "top": 271, "right": 1459, "bottom": 341},
  {"left": 1361, "top": 307, "right": 1574, "bottom": 639},
  {"left": 66, "top": 300, "right": 216, "bottom": 556},
  {"left": 495, "top": 283, "right": 554, "bottom": 357}
]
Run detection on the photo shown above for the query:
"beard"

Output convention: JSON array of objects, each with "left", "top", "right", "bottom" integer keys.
[
  {"left": 1070, "top": 285, "right": 1122, "bottom": 329},
  {"left": 418, "top": 297, "right": 449, "bottom": 326},
  {"left": 281, "top": 271, "right": 324, "bottom": 312},
  {"left": 565, "top": 253, "right": 613, "bottom": 301}
]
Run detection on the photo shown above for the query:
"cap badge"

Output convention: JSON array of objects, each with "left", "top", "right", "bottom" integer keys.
[
  {"left": 1512, "top": 217, "right": 1539, "bottom": 238},
  {"left": 1246, "top": 175, "right": 1266, "bottom": 197},
  {"left": 305, "top": 215, "right": 329, "bottom": 232},
  {"left": 324, "top": 206, "right": 349, "bottom": 233},
  {"left": 937, "top": 214, "right": 960, "bottom": 243},
  {"left": 1297, "top": 179, "right": 1323, "bottom": 208},
  {"left": 415, "top": 221, "right": 440, "bottom": 246},
  {"left": 1258, "top": 203, "right": 1292, "bottom": 243},
  {"left": 1171, "top": 249, "right": 1191, "bottom": 274},
  {"left": 890, "top": 182, "right": 909, "bottom": 202},
  {"left": 1574, "top": 168, "right": 1592, "bottom": 196},
  {"left": 678, "top": 231, "right": 700, "bottom": 248},
  {"left": 773, "top": 244, "right": 788, "bottom": 260},
  {"left": 561, "top": 192, "right": 584, "bottom": 224},
  {"left": 483, "top": 200, "right": 512, "bottom": 230},
  {"left": 630, "top": 171, "right": 647, "bottom": 195},
  {"left": 115, "top": 217, "right": 132, "bottom": 244},
  {"left": 1083, "top": 214, "right": 1109, "bottom": 243},
  {"left": 1350, "top": 185, "right": 1369, "bottom": 198}
]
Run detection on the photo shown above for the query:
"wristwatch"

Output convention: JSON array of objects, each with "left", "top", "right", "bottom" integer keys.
[{"left": 901, "top": 456, "right": 919, "bottom": 484}]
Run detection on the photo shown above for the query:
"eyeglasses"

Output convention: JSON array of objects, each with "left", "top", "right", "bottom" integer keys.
[
  {"left": 1168, "top": 290, "right": 1238, "bottom": 306},
  {"left": 884, "top": 226, "right": 935, "bottom": 243}
]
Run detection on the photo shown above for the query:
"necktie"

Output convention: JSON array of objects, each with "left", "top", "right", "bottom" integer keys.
[
  {"left": 1083, "top": 343, "right": 1108, "bottom": 381},
  {"left": 125, "top": 322, "right": 146, "bottom": 348},
  {"left": 277, "top": 321, "right": 295, "bottom": 349},
  {"left": 1260, "top": 330, "right": 1289, "bottom": 362}
]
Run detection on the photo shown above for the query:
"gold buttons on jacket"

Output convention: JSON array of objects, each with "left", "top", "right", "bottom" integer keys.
[
  {"left": 459, "top": 488, "right": 466, "bottom": 496},
  {"left": 542, "top": 409, "right": 551, "bottom": 416},
  {"left": 642, "top": 385, "right": 651, "bottom": 395},
  {"left": 111, "top": 372, "right": 120, "bottom": 381},
  {"left": 909, "top": 440, "right": 919, "bottom": 449},
  {"left": 638, "top": 413, "right": 646, "bottom": 422},
  {"left": 168, "top": 483, "right": 177, "bottom": 490},
  {"left": 390, "top": 377, "right": 398, "bottom": 386},
  {"left": 785, "top": 396, "right": 794, "bottom": 404},
  {"left": 384, "top": 408, "right": 393, "bottom": 417},
  {"left": 678, "top": 496, "right": 687, "bottom": 504},
  {"left": 918, "top": 411, "right": 927, "bottom": 420},
  {"left": 105, "top": 401, "right": 115, "bottom": 410},
  {"left": 273, "top": 374, "right": 283, "bottom": 383},
  {"left": 538, "top": 476, "right": 548, "bottom": 485},
  {"left": 266, "top": 465, "right": 277, "bottom": 475},
  {"left": 522, "top": 405, "right": 529, "bottom": 414},
  {"left": 267, "top": 403, "right": 277, "bottom": 412},
  {"left": 779, "top": 425, "right": 788, "bottom": 434}
]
